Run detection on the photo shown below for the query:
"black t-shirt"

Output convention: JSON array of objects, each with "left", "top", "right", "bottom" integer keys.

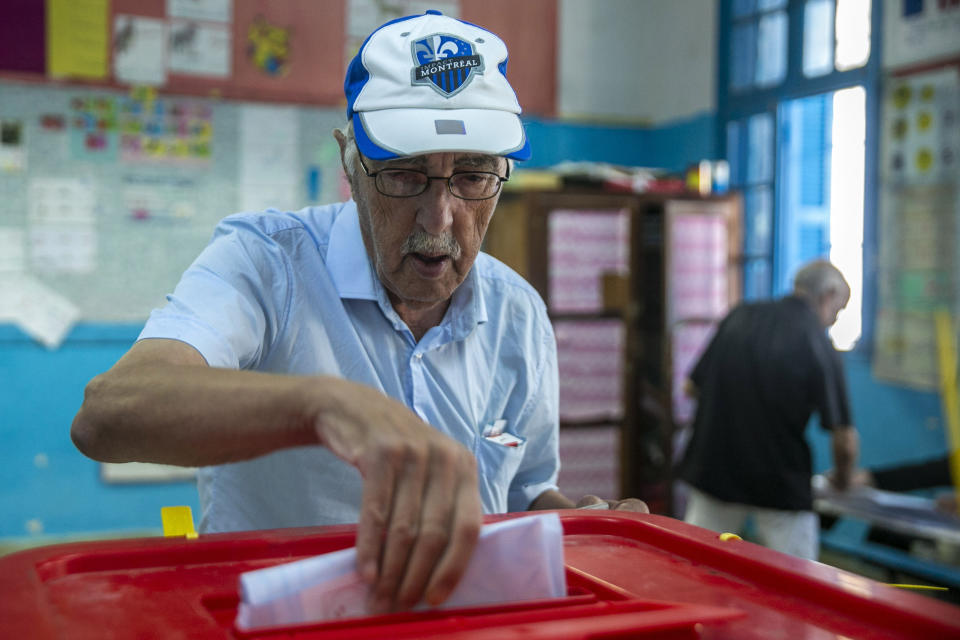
[{"left": 679, "top": 295, "right": 852, "bottom": 511}]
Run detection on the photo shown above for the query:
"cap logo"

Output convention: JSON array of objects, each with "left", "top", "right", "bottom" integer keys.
[{"left": 411, "top": 33, "right": 483, "bottom": 97}]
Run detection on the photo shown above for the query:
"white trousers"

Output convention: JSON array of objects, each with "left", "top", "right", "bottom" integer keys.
[{"left": 683, "top": 486, "right": 819, "bottom": 561}]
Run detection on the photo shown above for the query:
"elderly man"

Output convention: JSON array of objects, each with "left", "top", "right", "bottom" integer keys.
[
  {"left": 72, "top": 11, "right": 645, "bottom": 616},
  {"left": 679, "top": 259, "right": 859, "bottom": 560}
]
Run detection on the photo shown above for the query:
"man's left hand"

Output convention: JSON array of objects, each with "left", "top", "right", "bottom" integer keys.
[{"left": 575, "top": 494, "right": 649, "bottom": 512}]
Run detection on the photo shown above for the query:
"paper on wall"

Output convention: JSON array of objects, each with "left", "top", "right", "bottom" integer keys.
[
  {"left": 26, "top": 178, "right": 98, "bottom": 275},
  {"left": 167, "top": 0, "right": 232, "bottom": 23},
  {"left": 113, "top": 15, "right": 167, "bottom": 86},
  {"left": 168, "top": 20, "right": 231, "bottom": 77},
  {"left": 0, "top": 228, "right": 26, "bottom": 273},
  {"left": 0, "top": 274, "right": 80, "bottom": 348},
  {"left": 238, "top": 104, "right": 300, "bottom": 212},
  {"left": 235, "top": 512, "right": 567, "bottom": 631}
]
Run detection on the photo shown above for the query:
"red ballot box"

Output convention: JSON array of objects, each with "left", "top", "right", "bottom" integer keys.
[{"left": 1, "top": 511, "right": 958, "bottom": 639}]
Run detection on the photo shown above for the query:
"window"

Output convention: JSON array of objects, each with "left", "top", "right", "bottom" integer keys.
[{"left": 718, "top": 0, "right": 878, "bottom": 349}]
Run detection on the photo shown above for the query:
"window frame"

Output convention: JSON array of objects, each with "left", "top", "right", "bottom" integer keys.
[{"left": 716, "top": 0, "right": 882, "bottom": 350}]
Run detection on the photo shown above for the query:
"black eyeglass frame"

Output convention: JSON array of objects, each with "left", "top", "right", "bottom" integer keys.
[{"left": 357, "top": 154, "right": 510, "bottom": 200}]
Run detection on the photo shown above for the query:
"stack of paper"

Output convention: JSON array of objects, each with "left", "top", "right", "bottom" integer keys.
[{"left": 235, "top": 513, "right": 567, "bottom": 631}]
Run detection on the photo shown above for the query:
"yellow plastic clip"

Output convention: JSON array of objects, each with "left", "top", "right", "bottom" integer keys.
[
  {"left": 718, "top": 532, "right": 742, "bottom": 542},
  {"left": 161, "top": 506, "right": 198, "bottom": 539}
]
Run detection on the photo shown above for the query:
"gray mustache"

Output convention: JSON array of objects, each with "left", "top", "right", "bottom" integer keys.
[{"left": 401, "top": 230, "right": 462, "bottom": 260}]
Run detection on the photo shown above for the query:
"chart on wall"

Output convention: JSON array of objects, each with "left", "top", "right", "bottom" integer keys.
[
  {"left": 0, "top": 81, "right": 345, "bottom": 345},
  {"left": 874, "top": 67, "right": 960, "bottom": 389},
  {"left": 883, "top": 0, "right": 960, "bottom": 71}
]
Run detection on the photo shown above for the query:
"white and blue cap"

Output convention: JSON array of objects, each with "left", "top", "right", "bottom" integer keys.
[{"left": 344, "top": 10, "right": 531, "bottom": 161}]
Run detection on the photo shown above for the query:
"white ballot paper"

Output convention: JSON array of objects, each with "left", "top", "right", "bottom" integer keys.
[{"left": 235, "top": 513, "right": 566, "bottom": 630}]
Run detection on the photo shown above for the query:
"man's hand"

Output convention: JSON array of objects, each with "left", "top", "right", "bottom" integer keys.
[
  {"left": 310, "top": 378, "right": 483, "bottom": 615},
  {"left": 575, "top": 494, "right": 650, "bottom": 512},
  {"left": 529, "top": 490, "right": 649, "bottom": 513},
  {"left": 826, "top": 467, "right": 874, "bottom": 490}
]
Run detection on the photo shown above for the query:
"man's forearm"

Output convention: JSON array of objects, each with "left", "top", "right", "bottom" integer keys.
[
  {"left": 830, "top": 425, "right": 859, "bottom": 490},
  {"left": 71, "top": 342, "right": 320, "bottom": 466}
]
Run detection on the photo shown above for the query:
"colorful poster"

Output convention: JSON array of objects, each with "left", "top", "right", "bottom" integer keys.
[
  {"left": 246, "top": 16, "right": 292, "bottom": 77},
  {"left": 875, "top": 67, "right": 960, "bottom": 388},
  {"left": 46, "top": 0, "right": 109, "bottom": 79},
  {"left": 882, "top": 68, "right": 960, "bottom": 184},
  {"left": 118, "top": 92, "right": 213, "bottom": 165},
  {"left": 69, "top": 95, "right": 119, "bottom": 162},
  {"left": 231, "top": 2, "right": 341, "bottom": 103}
]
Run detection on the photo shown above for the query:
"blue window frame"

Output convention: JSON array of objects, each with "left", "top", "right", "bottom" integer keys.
[{"left": 717, "top": 0, "right": 881, "bottom": 349}]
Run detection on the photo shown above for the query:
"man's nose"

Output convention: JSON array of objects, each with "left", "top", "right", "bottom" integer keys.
[{"left": 416, "top": 179, "right": 456, "bottom": 234}]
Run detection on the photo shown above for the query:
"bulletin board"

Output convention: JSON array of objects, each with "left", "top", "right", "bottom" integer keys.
[
  {"left": 0, "top": 80, "right": 346, "bottom": 325},
  {"left": 873, "top": 67, "right": 960, "bottom": 389}
]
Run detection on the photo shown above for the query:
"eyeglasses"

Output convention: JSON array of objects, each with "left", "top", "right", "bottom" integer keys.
[{"left": 358, "top": 155, "right": 509, "bottom": 200}]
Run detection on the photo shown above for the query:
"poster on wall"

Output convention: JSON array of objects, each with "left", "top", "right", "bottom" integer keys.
[
  {"left": 113, "top": 15, "right": 167, "bottom": 86},
  {"left": 882, "top": 67, "right": 960, "bottom": 184},
  {"left": 46, "top": 0, "right": 109, "bottom": 80},
  {"left": 27, "top": 177, "right": 98, "bottom": 275},
  {"left": 874, "top": 68, "right": 960, "bottom": 389},
  {"left": 884, "top": 0, "right": 960, "bottom": 70},
  {"left": 230, "top": 3, "right": 341, "bottom": 104},
  {"left": 118, "top": 91, "right": 213, "bottom": 165},
  {"left": 70, "top": 95, "right": 119, "bottom": 162},
  {"left": 167, "top": 0, "right": 232, "bottom": 23},
  {"left": 238, "top": 104, "right": 300, "bottom": 212},
  {"left": 168, "top": 19, "right": 231, "bottom": 77},
  {"left": 0, "top": 119, "right": 26, "bottom": 172}
]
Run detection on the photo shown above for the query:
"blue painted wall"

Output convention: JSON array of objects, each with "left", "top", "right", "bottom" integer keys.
[
  {"left": 523, "top": 112, "right": 718, "bottom": 172},
  {"left": 810, "top": 351, "right": 950, "bottom": 477},
  {"left": 0, "top": 324, "right": 200, "bottom": 540}
]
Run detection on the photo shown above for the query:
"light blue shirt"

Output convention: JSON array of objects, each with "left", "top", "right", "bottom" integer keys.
[{"left": 139, "top": 201, "right": 560, "bottom": 533}]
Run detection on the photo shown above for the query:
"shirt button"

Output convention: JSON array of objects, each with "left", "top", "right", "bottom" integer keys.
[{"left": 414, "top": 353, "right": 423, "bottom": 360}]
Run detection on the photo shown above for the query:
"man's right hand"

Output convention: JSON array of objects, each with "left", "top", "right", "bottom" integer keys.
[{"left": 310, "top": 378, "right": 483, "bottom": 615}]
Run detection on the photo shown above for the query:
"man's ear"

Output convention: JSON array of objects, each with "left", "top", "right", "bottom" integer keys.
[
  {"left": 332, "top": 129, "right": 357, "bottom": 196},
  {"left": 332, "top": 129, "right": 349, "bottom": 173}
]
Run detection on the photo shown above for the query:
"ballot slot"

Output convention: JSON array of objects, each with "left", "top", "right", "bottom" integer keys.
[{"left": 210, "top": 567, "right": 743, "bottom": 638}]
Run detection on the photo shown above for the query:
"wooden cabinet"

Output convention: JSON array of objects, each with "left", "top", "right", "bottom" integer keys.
[{"left": 485, "top": 189, "right": 742, "bottom": 514}]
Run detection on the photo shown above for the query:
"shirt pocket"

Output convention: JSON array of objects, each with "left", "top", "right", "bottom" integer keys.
[{"left": 474, "top": 433, "right": 526, "bottom": 513}]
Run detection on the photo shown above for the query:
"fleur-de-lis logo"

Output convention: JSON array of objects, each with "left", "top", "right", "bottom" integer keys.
[{"left": 411, "top": 33, "right": 484, "bottom": 97}]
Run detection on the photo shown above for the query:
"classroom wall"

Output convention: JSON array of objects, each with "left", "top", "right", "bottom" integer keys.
[
  {"left": 557, "top": 0, "right": 717, "bottom": 124},
  {"left": 0, "top": 1, "right": 719, "bottom": 542}
]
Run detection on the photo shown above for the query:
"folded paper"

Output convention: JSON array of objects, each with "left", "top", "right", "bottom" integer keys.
[{"left": 235, "top": 512, "right": 566, "bottom": 630}]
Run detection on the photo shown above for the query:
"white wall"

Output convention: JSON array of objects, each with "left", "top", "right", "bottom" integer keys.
[{"left": 558, "top": 0, "right": 717, "bottom": 124}]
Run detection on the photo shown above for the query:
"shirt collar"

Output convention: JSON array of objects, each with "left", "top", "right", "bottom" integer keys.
[
  {"left": 327, "top": 201, "right": 378, "bottom": 301},
  {"left": 326, "top": 200, "right": 488, "bottom": 340}
]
